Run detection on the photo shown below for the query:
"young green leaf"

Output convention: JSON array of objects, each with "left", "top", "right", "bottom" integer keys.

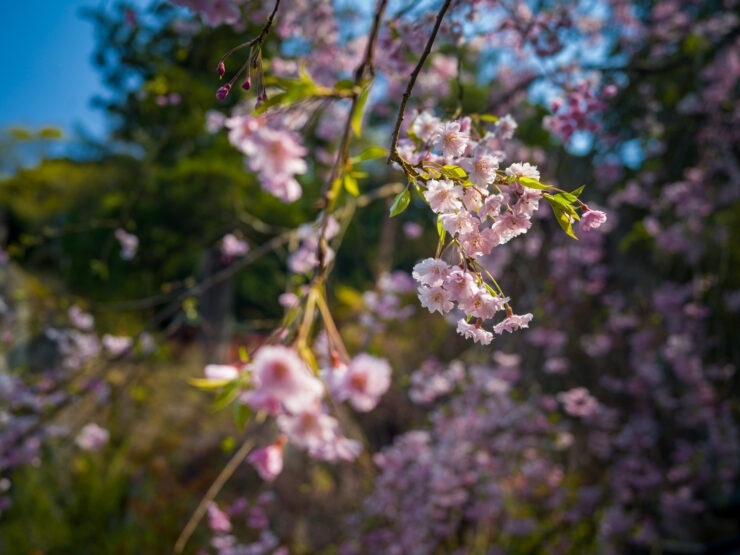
[
  {"left": 550, "top": 203, "right": 579, "bottom": 240},
  {"left": 334, "top": 79, "right": 355, "bottom": 91},
  {"left": 519, "top": 176, "right": 552, "bottom": 190},
  {"left": 389, "top": 188, "right": 410, "bottom": 217},
  {"left": 213, "top": 381, "right": 240, "bottom": 411},
  {"left": 437, "top": 214, "right": 446, "bottom": 239},
  {"left": 570, "top": 185, "right": 585, "bottom": 197},
  {"left": 352, "top": 86, "right": 371, "bottom": 137},
  {"left": 344, "top": 174, "right": 360, "bottom": 196},
  {"left": 233, "top": 401, "right": 251, "bottom": 432},
  {"left": 351, "top": 145, "right": 387, "bottom": 162},
  {"left": 187, "top": 377, "right": 233, "bottom": 390}
]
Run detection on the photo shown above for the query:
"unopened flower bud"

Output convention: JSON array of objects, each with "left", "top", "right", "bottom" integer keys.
[
  {"left": 216, "top": 84, "right": 231, "bottom": 100},
  {"left": 241, "top": 77, "right": 251, "bottom": 91},
  {"left": 217, "top": 61, "right": 225, "bottom": 77}
]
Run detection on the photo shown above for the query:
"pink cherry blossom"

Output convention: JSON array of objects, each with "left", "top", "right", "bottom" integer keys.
[
  {"left": 581, "top": 209, "right": 608, "bottom": 230},
  {"left": 68, "top": 306, "right": 94, "bottom": 330},
  {"left": 460, "top": 149, "right": 500, "bottom": 186},
  {"left": 114, "top": 229, "right": 138, "bottom": 260},
  {"left": 495, "top": 113, "right": 518, "bottom": 140},
  {"left": 478, "top": 193, "right": 506, "bottom": 221},
  {"left": 402, "top": 222, "right": 423, "bottom": 239},
  {"left": 493, "top": 313, "right": 534, "bottom": 334},
  {"left": 207, "top": 501, "right": 232, "bottom": 532},
  {"left": 275, "top": 406, "right": 333, "bottom": 447},
  {"left": 412, "top": 258, "right": 450, "bottom": 287},
  {"left": 423, "top": 179, "right": 462, "bottom": 214},
  {"left": 247, "top": 436, "right": 286, "bottom": 481},
  {"left": 221, "top": 233, "right": 249, "bottom": 259},
  {"left": 505, "top": 162, "right": 541, "bottom": 181},
  {"left": 456, "top": 320, "right": 494, "bottom": 345},
  {"left": 204, "top": 364, "right": 240, "bottom": 381},
  {"left": 243, "top": 346, "right": 323, "bottom": 414},
  {"left": 334, "top": 353, "right": 392, "bottom": 412},
  {"left": 557, "top": 387, "right": 600, "bottom": 417},
  {"left": 412, "top": 110, "right": 441, "bottom": 142},
  {"left": 102, "top": 334, "right": 133, "bottom": 356},
  {"left": 247, "top": 127, "right": 307, "bottom": 178},
  {"left": 439, "top": 211, "right": 479, "bottom": 237},
  {"left": 433, "top": 121, "right": 469, "bottom": 158},
  {"left": 443, "top": 267, "right": 478, "bottom": 300},
  {"left": 75, "top": 423, "right": 109, "bottom": 452},
  {"left": 457, "top": 286, "right": 505, "bottom": 320},
  {"left": 418, "top": 285, "right": 454, "bottom": 314}
]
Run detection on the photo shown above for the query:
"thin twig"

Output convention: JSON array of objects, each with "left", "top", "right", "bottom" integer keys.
[
  {"left": 387, "top": 0, "right": 453, "bottom": 171},
  {"left": 173, "top": 425, "right": 263, "bottom": 554},
  {"left": 314, "top": 0, "right": 390, "bottom": 275}
]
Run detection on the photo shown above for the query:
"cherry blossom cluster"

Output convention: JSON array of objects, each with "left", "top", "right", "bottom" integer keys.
[
  {"left": 543, "top": 81, "right": 617, "bottom": 143},
  {"left": 221, "top": 113, "right": 308, "bottom": 202},
  {"left": 170, "top": 0, "right": 241, "bottom": 28},
  {"left": 204, "top": 493, "right": 288, "bottom": 555},
  {"left": 287, "top": 215, "right": 339, "bottom": 275},
  {"left": 203, "top": 344, "right": 391, "bottom": 481},
  {"left": 358, "top": 271, "right": 416, "bottom": 334},
  {"left": 0, "top": 304, "right": 111, "bottom": 515},
  {"left": 402, "top": 110, "right": 605, "bottom": 344}
]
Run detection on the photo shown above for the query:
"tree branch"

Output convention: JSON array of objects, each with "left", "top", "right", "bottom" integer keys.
[{"left": 386, "top": 0, "right": 453, "bottom": 172}]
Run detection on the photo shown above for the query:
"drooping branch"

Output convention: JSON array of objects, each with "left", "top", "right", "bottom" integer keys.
[{"left": 314, "top": 0, "right": 390, "bottom": 274}]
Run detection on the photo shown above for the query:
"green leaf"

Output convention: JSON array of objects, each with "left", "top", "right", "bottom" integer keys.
[
  {"left": 334, "top": 79, "right": 355, "bottom": 91},
  {"left": 351, "top": 145, "right": 387, "bottom": 163},
  {"left": 38, "top": 127, "right": 63, "bottom": 139},
  {"left": 483, "top": 282, "right": 498, "bottom": 296},
  {"left": 546, "top": 200, "right": 578, "bottom": 240},
  {"left": 256, "top": 72, "right": 328, "bottom": 115},
  {"left": 298, "top": 62, "right": 315, "bottom": 85},
  {"left": 213, "top": 380, "right": 241, "bottom": 411},
  {"left": 344, "top": 174, "right": 359, "bottom": 196},
  {"left": 389, "top": 188, "right": 410, "bottom": 217},
  {"left": 414, "top": 181, "right": 427, "bottom": 202},
  {"left": 233, "top": 401, "right": 251, "bottom": 432},
  {"left": 519, "top": 176, "right": 551, "bottom": 190},
  {"left": 90, "top": 259, "right": 109, "bottom": 280},
  {"left": 480, "top": 114, "right": 499, "bottom": 123},
  {"left": 187, "top": 377, "right": 233, "bottom": 390},
  {"left": 570, "top": 185, "right": 585, "bottom": 198},
  {"left": 441, "top": 165, "right": 467, "bottom": 179},
  {"left": 545, "top": 193, "right": 581, "bottom": 220},
  {"left": 436, "top": 214, "right": 446, "bottom": 239},
  {"left": 352, "top": 86, "right": 371, "bottom": 137},
  {"left": 555, "top": 191, "right": 579, "bottom": 204},
  {"left": 328, "top": 177, "right": 343, "bottom": 211}
]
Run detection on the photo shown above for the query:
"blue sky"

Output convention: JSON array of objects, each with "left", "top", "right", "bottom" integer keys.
[{"left": 0, "top": 1, "right": 149, "bottom": 139}]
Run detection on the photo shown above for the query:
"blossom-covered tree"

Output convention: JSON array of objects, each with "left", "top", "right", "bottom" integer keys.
[{"left": 0, "top": 0, "right": 737, "bottom": 553}]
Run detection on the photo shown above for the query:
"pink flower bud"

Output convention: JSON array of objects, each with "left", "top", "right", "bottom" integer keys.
[
  {"left": 217, "top": 61, "right": 225, "bottom": 77},
  {"left": 241, "top": 77, "right": 251, "bottom": 91},
  {"left": 216, "top": 84, "right": 231, "bottom": 100}
]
